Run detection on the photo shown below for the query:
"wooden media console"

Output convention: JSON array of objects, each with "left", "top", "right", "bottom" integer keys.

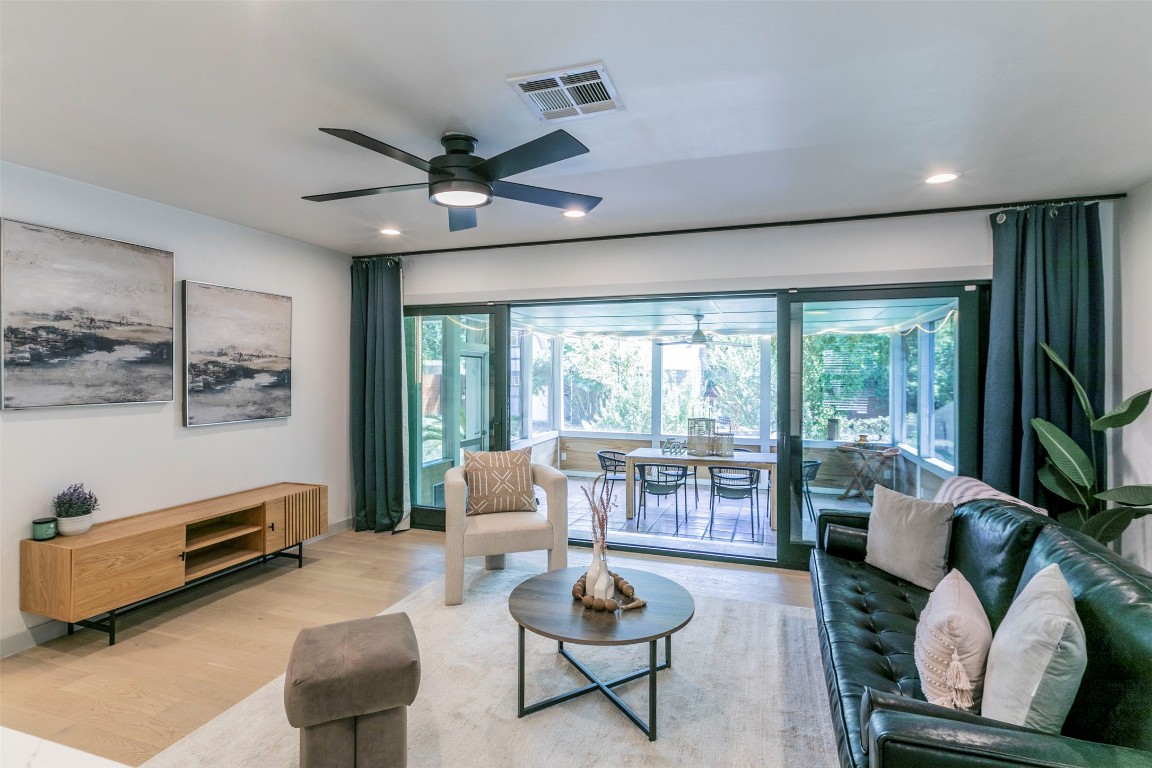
[{"left": 20, "top": 482, "right": 328, "bottom": 645}]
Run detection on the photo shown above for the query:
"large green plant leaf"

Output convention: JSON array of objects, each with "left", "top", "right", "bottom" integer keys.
[
  {"left": 1040, "top": 342, "right": 1096, "bottom": 423},
  {"left": 1031, "top": 418, "right": 1095, "bottom": 489},
  {"left": 1096, "top": 484, "right": 1152, "bottom": 507},
  {"left": 1092, "top": 388, "right": 1152, "bottom": 431},
  {"left": 1080, "top": 508, "right": 1152, "bottom": 545},
  {"left": 1038, "top": 459, "right": 1092, "bottom": 507},
  {"left": 1057, "top": 510, "right": 1087, "bottom": 529}
]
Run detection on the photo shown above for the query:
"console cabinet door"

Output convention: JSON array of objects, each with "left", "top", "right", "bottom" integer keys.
[
  {"left": 71, "top": 527, "right": 185, "bottom": 620},
  {"left": 264, "top": 498, "right": 286, "bottom": 554}
]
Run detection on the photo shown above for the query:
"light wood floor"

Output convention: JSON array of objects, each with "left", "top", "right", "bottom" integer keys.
[{"left": 0, "top": 528, "right": 813, "bottom": 766}]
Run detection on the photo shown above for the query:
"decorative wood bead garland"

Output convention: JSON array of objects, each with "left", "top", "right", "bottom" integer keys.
[{"left": 571, "top": 570, "right": 647, "bottom": 612}]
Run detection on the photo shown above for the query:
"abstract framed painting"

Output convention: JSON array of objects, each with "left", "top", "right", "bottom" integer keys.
[
  {"left": 1, "top": 219, "right": 174, "bottom": 409},
  {"left": 183, "top": 280, "right": 292, "bottom": 427}
]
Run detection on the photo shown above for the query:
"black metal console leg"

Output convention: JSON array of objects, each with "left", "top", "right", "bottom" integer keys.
[
  {"left": 108, "top": 608, "right": 117, "bottom": 646},
  {"left": 297, "top": 541, "right": 303, "bottom": 568},
  {"left": 67, "top": 622, "right": 74, "bottom": 635},
  {"left": 666, "top": 634, "right": 672, "bottom": 667}
]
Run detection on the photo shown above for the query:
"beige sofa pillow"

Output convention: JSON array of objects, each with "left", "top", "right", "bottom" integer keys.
[
  {"left": 865, "top": 485, "right": 954, "bottom": 590},
  {"left": 914, "top": 569, "right": 993, "bottom": 711},
  {"left": 463, "top": 448, "right": 537, "bottom": 515},
  {"left": 982, "top": 564, "right": 1087, "bottom": 732}
]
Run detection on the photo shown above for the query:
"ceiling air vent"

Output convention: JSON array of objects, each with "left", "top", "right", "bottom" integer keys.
[{"left": 509, "top": 63, "right": 623, "bottom": 123}]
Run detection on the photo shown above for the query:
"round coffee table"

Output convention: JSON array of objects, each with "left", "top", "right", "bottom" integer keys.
[{"left": 508, "top": 566, "right": 694, "bottom": 741}]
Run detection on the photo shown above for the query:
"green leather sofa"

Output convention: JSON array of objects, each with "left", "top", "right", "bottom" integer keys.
[{"left": 810, "top": 499, "right": 1152, "bottom": 768}]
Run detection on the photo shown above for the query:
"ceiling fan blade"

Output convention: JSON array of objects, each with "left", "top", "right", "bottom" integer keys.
[
  {"left": 490, "top": 180, "right": 602, "bottom": 212},
  {"left": 448, "top": 207, "right": 477, "bottom": 232},
  {"left": 319, "top": 128, "right": 434, "bottom": 173},
  {"left": 655, "top": 340, "right": 691, "bottom": 347},
  {"left": 472, "top": 130, "right": 589, "bottom": 181},
  {"left": 302, "top": 183, "right": 427, "bottom": 202}
]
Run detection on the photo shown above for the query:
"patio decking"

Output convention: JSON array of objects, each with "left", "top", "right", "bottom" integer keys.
[{"left": 560, "top": 473, "right": 869, "bottom": 560}]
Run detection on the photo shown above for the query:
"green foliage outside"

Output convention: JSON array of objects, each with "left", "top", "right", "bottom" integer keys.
[
  {"left": 562, "top": 336, "right": 652, "bottom": 432},
  {"left": 662, "top": 339, "right": 763, "bottom": 435},
  {"left": 802, "top": 332, "right": 891, "bottom": 441}
]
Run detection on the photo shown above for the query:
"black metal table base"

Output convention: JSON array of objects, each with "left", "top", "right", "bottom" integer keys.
[{"left": 517, "top": 626, "right": 672, "bottom": 741}]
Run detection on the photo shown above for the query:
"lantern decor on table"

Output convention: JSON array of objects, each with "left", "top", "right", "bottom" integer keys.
[
  {"left": 713, "top": 416, "right": 735, "bottom": 457},
  {"left": 571, "top": 475, "right": 646, "bottom": 612},
  {"left": 687, "top": 417, "right": 715, "bottom": 456}
]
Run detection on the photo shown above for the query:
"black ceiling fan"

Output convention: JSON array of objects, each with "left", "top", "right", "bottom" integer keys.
[
  {"left": 656, "top": 314, "right": 752, "bottom": 347},
  {"left": 302, "top": 128, "right": 602, "bottom": 232}
]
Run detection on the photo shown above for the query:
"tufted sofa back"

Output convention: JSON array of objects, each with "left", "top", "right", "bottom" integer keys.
[
  {"left": 947, "top": 500, "right": 1053, "bottom": 630},
  {"left": 1019, "top": 525, "right": 1152, "bottom": 751},
  {"left": 949, "top": 501, "right": 1152, "bottom": 751}
]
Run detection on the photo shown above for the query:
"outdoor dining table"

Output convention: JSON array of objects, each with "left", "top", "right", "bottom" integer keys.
[{"left": 623, "top": 447, "right": 779, "bottom": 529}]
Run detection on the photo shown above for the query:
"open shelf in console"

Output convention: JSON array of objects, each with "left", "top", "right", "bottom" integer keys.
[
  {"left": 185, "top": 544, "right": 261, "bottom": 581},
  {"left": 183, "top": 506, "right": 264, "bottom": 580}
]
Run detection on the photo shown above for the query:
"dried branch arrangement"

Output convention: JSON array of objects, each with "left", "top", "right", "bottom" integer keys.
[{"left": 582, "top": 474, "right": 613, "bottom": 549}]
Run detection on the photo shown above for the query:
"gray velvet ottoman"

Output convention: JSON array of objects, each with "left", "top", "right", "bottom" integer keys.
[{"left": 284, "top": 613, "right": 421, "bottom": 768}]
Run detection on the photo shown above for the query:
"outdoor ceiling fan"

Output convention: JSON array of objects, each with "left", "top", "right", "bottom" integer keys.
[
  {"left": 302, "top": 128, "right": 602, "bottom": 232},
  {"left": 656, "top": 314, "right": 752, "bottom": 348}
]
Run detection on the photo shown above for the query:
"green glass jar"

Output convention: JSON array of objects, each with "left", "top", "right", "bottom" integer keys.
[{"left": 32, "top": 517, "right": 57, "bottom": 541}]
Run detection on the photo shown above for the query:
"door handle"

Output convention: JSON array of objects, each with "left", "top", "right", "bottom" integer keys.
[{"left": 269, "top": 522, "right": 276, "bottom": 531}]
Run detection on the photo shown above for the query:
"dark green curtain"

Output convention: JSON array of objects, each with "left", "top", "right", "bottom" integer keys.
[
  {"left": 350, "top": 257, "right": 407, "bottom": 532},
  {"left": 981, "top": 203, "right": 1103, "bottom": 504}
]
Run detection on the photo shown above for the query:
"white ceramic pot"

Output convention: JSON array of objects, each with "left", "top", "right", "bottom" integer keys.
[{"left": 56, "top": 513, "right": 93, "bottom": 536}]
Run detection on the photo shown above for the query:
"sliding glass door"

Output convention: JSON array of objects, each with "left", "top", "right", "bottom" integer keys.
[
  {"left": 404, "top": 305, "right": 508, "bottom": 525},
  {"left": 774, "top": 285, "right": 984, "bottom": 565}
]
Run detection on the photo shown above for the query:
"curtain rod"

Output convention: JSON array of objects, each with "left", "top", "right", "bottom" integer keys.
[{"left": 354, "top": 192, "right": 1126, "bottom": 260}]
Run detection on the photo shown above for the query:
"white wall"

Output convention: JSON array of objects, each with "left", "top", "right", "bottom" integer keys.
[
  {"left": 0, "top": 162, "right": 353, "bottom": 653},
  {"left": 402, "top": 210, "right": 994, "bottom": 304},
  {"left": 1118, "top": 180, "right": 1152, "bottom": 569}
]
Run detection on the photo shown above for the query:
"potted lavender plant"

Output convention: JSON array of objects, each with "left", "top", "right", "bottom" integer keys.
[{"left": 53, "top": 483, "right": 99, "bottom": 536}]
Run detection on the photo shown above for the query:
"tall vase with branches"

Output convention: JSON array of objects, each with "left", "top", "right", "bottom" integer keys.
[
  {"left": 583, "top": 475, "right": 615, "bottom": 600},
  {"left": 1031, "top": 342, "right": 1152, "bottom": 544}
]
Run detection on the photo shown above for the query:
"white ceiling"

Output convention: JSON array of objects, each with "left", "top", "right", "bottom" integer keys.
[{"left": 2, "top": 1, "right": 1150, "bottom": 258}]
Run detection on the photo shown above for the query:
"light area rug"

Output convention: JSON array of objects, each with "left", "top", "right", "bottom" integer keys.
[{"left": 142, "top": 560, "right": 837, "bottom": 768}]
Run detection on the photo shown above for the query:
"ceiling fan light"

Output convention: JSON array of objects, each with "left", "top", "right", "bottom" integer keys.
[
  {"left": 429, "top": 179, "right": 492, "bottom": 208},
  {"left": 563, "top": 209, "right": 586, "bottom": 218}
]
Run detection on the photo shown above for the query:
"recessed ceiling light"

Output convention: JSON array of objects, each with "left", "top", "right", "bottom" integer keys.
[
  {"left": 380, "top": 228, "right": 401, "bottom": 236},
  {"left": 563, "top": 210, "right": 586, "bottom": 218},
  {"left": 925, "top": 172, "right": 960, "bottom": 184}
]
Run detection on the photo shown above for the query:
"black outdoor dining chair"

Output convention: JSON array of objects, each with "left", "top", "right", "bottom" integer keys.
[
  {"left": 635, "top": 463, "right": 690, "bottom": 533},
  {"left": 800, "top": 459, "right": 822, "bottom": 522},
  {"left": 596, "top": 450, "right": 628, "bottom": 497},
  {"left": 706, "top": 466, "right": 761, "bottom": 541}
]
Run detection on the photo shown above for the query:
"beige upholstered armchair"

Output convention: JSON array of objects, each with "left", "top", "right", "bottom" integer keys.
[{"left": 444, "top": 462, "right": 568, "bottom": 605}]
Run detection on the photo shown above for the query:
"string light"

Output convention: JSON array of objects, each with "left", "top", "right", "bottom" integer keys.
[
  {"left": 805, "top": 308, "right": 958, "bottom": 337},
  {"left": 441, "top": 315, "right": 489, "bottom": 332}
]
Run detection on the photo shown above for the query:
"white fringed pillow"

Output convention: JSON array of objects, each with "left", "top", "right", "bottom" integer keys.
[{"left": 914, "top": 569, "right": 993, "bottom": 711}]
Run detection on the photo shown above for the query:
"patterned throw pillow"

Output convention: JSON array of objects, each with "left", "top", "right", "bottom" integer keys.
[
  {"left": 914, "top": 569, "right": 993, "bottom": 711},
  {"left": 463, "top": 449, "right": 537, "bottom": 515}
]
